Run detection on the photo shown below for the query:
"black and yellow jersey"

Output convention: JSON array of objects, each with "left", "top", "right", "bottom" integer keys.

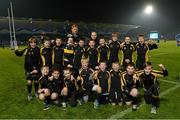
[
  {"left": 108, "top": 41, "right": 121, "bottom": 63},
  {"left": 109, "top": 69, "right": 122, "bottom": 91},
  {"left": 52, "top": 45, "right": 64, "bottom": 67},
  {"left": 15, "top": 47, "right": 40, "bottom": 73},
  {"left": 48, "top": 78, "right": 63, "bottom": 93},
  {"left": 135, "top": 43, "right": 149, "bottom": 70},
  {"left": 137, "top": 69, "right": 168, "bottom": 89},
  {"left": 77, "top": 68, "right": 94, "bottom": 90},
  {"left": 121, "top": 71, "right": 140, "bottom": 92},
  {"left": 64, "top": 77, "right": 77, "bottom": 92},
  {"left": 121, "top": 43, "right": 135, "bottom": 66},
  {"left": 86, "top": 47, "right": 98, "bottom": 69},
  {"left": 63, "top": 45, "right": 75, "bottom": 66},
  {"left": 38, "top": 75, "right": 49, "bottom": 89},
  {"left": 97, "top": 44, "right": 109, "bottom": 63},
  {"left": 40, "top": 47, "right": 52, "bottom": 67},
  {"left": 74, "top": 45, "right": 86, "bottom": 68},
  {"left": 93, "top": 70, "right": 111, "bottom": 93}
]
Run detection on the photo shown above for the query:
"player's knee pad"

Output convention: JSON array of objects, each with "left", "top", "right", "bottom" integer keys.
[
  {"left": 39, "top": 93, "right": 45, "bottom": 100},
  {"left": 130, "top": 88, "right": 138, "bottom": 97},
  {"left": 51, "top": 92, "right": 58, "bottom": 100}
]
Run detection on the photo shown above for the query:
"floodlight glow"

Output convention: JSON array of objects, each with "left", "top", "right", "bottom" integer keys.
[{"left": 145, "top": 5, "right": 153, "bottom": 14}]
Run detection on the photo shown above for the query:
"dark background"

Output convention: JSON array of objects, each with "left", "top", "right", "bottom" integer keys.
[{"left": 0, "top": 0, "right": 179, "bottom": 32}]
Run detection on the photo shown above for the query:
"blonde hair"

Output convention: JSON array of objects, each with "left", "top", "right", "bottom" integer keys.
[{"left": 81, "top": 58, "right": 89, "bottom": 64}]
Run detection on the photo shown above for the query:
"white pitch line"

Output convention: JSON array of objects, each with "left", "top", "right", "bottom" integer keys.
[
  {"left": 109, "top": 84, "right": 180, "bottom": 119},
  {"left": 158, "top": 79, "right": 178, "bottom": 85}
]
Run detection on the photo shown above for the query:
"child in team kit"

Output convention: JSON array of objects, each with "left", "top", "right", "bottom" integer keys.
[
  {"left": 137, "top": 62, "right": 168, "bottom": 114},
  {"left": 15, "top": 36, "right": 40, "bottom": 101}
]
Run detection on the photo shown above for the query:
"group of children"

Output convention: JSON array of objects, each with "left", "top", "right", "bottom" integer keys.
[{"left": 14, "top": 25, "right": 168, "bottom": 114}]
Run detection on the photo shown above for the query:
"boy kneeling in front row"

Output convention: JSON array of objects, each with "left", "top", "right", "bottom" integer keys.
[{"left": 138, "top": 62, "right": 168, "bottom": 114}]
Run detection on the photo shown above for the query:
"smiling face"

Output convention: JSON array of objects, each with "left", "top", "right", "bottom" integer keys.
[
  {"left": 125, "top": 36, "right": 131, "bottom": 44},
  {"left": 126, "top": 65, "right": 135, "bottom": 75},
  {"left": 52, "top": 70, "right": 60, "bottom": 79},
  {"left": 112, "top": 36, "right": 118, "bottom": 42},
  {"left": 99, "top": 62, "right": 107, "bottom": 71},
  {"left": 43, "top": 40, "right": 51, "bottom": 48},
  {"left": 91, "top": 32, "right": 97, "bottom": 40},
  {"left": 67, "top": 38, "right": 74, "bottom": 46},
  {"left": 72, "top": 27, "right": 78, "bottom": 34},
  {"left": 138, "top": 36, "right": 145, "bottom": 44},
  {"left": 29, "top": 41, "right": 37, "bottom": 48},
  {"left": 89, "top": 40, "right": 95, "bottom": 48},
  {"left": 81, "top": 60, "right": 89, "bottom": 70},
  {"left": 99, "top": 38, "right": 105, "bottom": 46},
  {"left": 55, "top": 38, "right": 62, "bottom": 46},
  {"left": 41, "top": 66, "right": 49, "bottom": 76},
  {"left": 79, "top": 40, "right": 84, "bottom": 47},
  {"left": 63, "top": 69, "right": 71, "bottom": 79},
  {"left": 144, "top": 65, "right": 152, "bottom": 75},
  {"left": 112, "top": 63, "right": 120, "bottom": 72}
]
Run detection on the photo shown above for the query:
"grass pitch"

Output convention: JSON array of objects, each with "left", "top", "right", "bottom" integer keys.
[{"left": 0, "top": 41, "right": 179, "bottom": 119}]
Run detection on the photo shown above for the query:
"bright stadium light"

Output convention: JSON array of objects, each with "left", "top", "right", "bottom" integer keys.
[{"left": 145, "top": 5, "right": 153, "bottom": 14}]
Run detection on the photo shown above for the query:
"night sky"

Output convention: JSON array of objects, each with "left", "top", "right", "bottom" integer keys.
[{"left": 0, "top": 0, "right": 179, "bottom": 32}]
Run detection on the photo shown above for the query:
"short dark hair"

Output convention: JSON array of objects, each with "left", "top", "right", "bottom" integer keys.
[
  {"left": 43, "top": 36, "right": 50, "bottom": 42},
  {"left": 112, "top": 62, "right": 119, "bottom": 65},
  {"left": 63, "top": 67, "right": 71, "bottom": 73},
  {"left": 125, "top": 34, "right": 131, "bottom": 39},
  {"left": 99, "top": 36, "right": 105, "bottom": 40},
  {"left": 55, "top": 36, "right": 62, "bottom": 40},
  {"left": 51, "top": 68, "right": 60, "bottom": 73},
  {"left": 126, "top": 62, "right": 135, "bottom": 67},
  {"left": 99, "top": 61, "right": 107, "bottom": 65},
  {"left": 143, "top": 61, "right": 152, "bottom": 68},
  {"left": 112, "top": 32, "right": 119, "bottom": 37},
  {"left": 79, "top": 37, "right": 85, "bottom": 42},
  {"left": 71, "top": 24, "right": 78, "bottom": 29},
  {"left": 138, "top": 34, "right": 145, "bottom": 38}
]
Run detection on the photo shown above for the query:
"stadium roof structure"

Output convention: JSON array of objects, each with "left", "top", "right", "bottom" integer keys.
[{"left": 0, "top": 16, "right": 141, "bottom": 36}]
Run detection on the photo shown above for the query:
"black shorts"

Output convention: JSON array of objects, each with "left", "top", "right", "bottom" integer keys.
[
  {"left": 26, "top": 72, "right": 39, "bottom": 81},
  {"left": 82, "top": 85, "right": 93, "bottom": 96},
  {"left": 109, "top": 89, "right": 123, "bottom": 103},
  {"left": 123, "top": 88, "right": 133, "bottom": 102},
  {"left": 144, "top": 85, "right": 159, "bottom": 104},
  {"left": 49, "top": 88, "right": 60, "bottom": 94}
]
